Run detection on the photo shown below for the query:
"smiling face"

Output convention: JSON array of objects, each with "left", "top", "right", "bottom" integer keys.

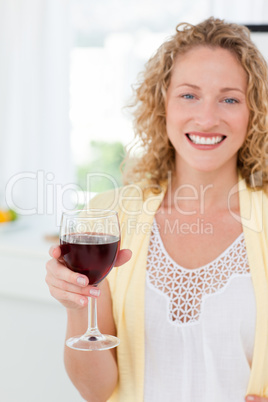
[{"left": 165, "top": 46, "right": 250, "bottom": 176}]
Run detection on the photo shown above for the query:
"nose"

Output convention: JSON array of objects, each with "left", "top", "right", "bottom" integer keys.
[{"left": 194, "top": 99, "right": 220, "bottom": 131}]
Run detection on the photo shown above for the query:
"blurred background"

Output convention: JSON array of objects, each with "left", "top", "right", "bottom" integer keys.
[{"left": 0, "top": 0, "right": 267, "bottom": 401}]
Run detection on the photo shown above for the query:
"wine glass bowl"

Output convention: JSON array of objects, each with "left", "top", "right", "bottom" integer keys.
[{"left": 60, "top": 209, "right": 120, "bottom": 351}]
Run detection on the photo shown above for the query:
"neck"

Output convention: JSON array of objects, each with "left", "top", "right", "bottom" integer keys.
[{"left": 164, "top": 164, "right": 240, "bottom": 214}]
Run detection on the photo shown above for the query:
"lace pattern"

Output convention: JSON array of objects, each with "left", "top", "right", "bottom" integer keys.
[{"left": 146, "top": 219, "right": 250, "bottom": 326}]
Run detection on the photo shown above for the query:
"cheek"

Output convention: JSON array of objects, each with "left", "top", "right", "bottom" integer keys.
[
  {"left": 239, "top": 118, "right": 249, "bottom": 141},
  {"left": 231, "top": 111, "right": 249, "bottom": 141},
  {"left": 166, "top": 107, "right": 185, "bottom": 130}
]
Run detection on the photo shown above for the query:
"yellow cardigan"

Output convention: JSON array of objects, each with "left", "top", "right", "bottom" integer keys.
[{"left": 90, "top": 178, "right": 268, "bottom": 400}]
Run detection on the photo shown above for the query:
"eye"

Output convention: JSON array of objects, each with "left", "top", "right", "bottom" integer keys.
[
  {"left": 181, "top": 94, "right": 195, "bottom": 100},
  {"left": 223, "top": 98, "right": 239, "bottom": 104}
]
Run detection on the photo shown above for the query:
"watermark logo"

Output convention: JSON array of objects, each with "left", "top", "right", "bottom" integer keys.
[
  {"left": 5, "top": 171, "right": 119, "bottom": 226},
  {"left": 4, "top": 169, "right": 265, "bottom": 232}
]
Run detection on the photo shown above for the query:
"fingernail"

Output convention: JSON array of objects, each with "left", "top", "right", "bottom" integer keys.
[
  {"left": 246, "top": 397, "right": 255, "bottom": 401},
  {"left": 77, "top": 277, "right": 87, "bottom": 286},
  {"left": 51, "top": 245, "right": 58, "bottom": 256},
  {"left": 89, "top": 288, "right": 100, "bottom": 297},
  {"left": 80, "top": 298, "right": 86, "bottom": 306}
]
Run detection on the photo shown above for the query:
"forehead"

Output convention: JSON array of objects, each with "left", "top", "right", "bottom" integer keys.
[{"left": 170, "top": 45, "right": 248, "bottom": 86}]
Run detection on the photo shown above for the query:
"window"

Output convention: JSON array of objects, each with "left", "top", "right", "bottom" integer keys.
[{"left": 69, "top": 0, "right": 207, "bottom": 192}]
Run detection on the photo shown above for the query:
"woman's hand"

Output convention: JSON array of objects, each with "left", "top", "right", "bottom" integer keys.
[
  {"left": 45, "top": 245, "right": 132, "bottom": 310},
  {"left": 245, "top": 396, "right": 268, "bottom": 401}
]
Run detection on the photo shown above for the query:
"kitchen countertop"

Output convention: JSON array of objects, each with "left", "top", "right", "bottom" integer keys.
[{"left": 0, "top": 215, "right": 59, "bottom": 303}]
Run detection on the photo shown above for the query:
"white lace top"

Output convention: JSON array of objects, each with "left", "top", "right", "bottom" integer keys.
[{"left": 144, "top": 219, "right": 256, "bottom": 402}]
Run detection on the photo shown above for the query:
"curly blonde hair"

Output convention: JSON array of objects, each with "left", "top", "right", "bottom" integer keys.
[{"left": 124, "top": 17, "right": 268, "bottom": 190}]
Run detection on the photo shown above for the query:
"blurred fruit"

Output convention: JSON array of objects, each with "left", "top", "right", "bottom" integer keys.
[
  {"left": 0, "top": 209, "right": 18, "bottom": 223},
  {"left": 7, "top": 209, "right": 17, "bottom": 221}
]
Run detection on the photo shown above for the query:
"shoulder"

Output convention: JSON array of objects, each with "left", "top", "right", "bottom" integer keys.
[{"left": 239, "top": 179, "right": 268, "bottom": 234}]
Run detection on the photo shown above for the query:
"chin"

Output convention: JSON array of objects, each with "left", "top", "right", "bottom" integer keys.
[{"left": 188, "top": 161, "right": 222, "bottom": 172}]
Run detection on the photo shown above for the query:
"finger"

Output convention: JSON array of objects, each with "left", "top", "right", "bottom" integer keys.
[
  {"left": 49, "top": 284, "right": 89, "bottom": 307},
  {"left": 115, "top": 249, "right": 132, "bottom": 266},
  {"left": 49, "top": 244, "right": 61, "bottom": 259},
  {"left": 46, "top": 258, "right": 89, "bottom": 287},
  {"left": 46, "top": 260, "right": 100, "bottom": 298},
  {"left": 245, "top": 395, "right": 268, "bottom": 401},
  {"left": 46, "top": 273, "right": 100, "bottom": 298}
]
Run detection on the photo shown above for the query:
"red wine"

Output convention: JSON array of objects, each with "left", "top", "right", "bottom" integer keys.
[{"left": 60, "top": 233, "right": 120, "bottom": 285}]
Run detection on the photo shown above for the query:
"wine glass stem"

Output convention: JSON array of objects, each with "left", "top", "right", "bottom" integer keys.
[{"left": 86, "top": 295, "right": 102, "bottom": 337}]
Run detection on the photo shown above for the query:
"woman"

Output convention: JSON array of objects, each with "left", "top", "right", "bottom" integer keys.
[{"left": 46, "top": 17, "right": 268, "bottom": 401}]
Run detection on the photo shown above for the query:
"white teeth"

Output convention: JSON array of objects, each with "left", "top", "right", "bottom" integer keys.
[{"left": 188, "top": 134, "right": 224, "bottom": 145}]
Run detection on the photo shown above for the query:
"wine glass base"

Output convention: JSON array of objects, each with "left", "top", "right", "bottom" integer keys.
[{"left": 66, "top": 334, "right": 120, "bottom": 351}]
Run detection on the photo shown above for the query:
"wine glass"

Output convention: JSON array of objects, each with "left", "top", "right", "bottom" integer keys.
[{"left": 60, "top": 209, "right": 120, "bottom": 351}]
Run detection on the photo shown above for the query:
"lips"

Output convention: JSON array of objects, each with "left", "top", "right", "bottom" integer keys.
[{"left": 186, "top": 133, "right": 226, "bottom": 146}]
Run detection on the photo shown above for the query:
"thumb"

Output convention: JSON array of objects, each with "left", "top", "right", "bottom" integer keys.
[{"left": 115, "top": 249, "right": 132, "bottom": 266}]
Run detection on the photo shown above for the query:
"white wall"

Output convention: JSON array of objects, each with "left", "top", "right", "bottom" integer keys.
[
  {"left": 251, "top": 32, "right": 268, "bottom": 61},
  {"left": 0, "top": 216, "right": 84, "bottom": 402},
  {"left": 0, "top": 0, "right": 74, "bottom": 220},
  {"left": 0, "top": 296, "right": 84, "bottom": 402}
]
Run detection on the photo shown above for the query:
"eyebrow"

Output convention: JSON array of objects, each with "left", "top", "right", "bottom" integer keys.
[
  {"left": 220, "top": 87, "right": 245, "bottom": 94},
  {"left": 175, "top": 83, "right": 245, "bottom": 94}
]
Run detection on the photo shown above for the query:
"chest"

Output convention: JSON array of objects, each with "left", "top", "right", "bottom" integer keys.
[
  {"left": 147, "top": 215, "right": 250, "bottom": 324},
  {"left": 155, "top": 208, "right": 243, "bottom": 269}
]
